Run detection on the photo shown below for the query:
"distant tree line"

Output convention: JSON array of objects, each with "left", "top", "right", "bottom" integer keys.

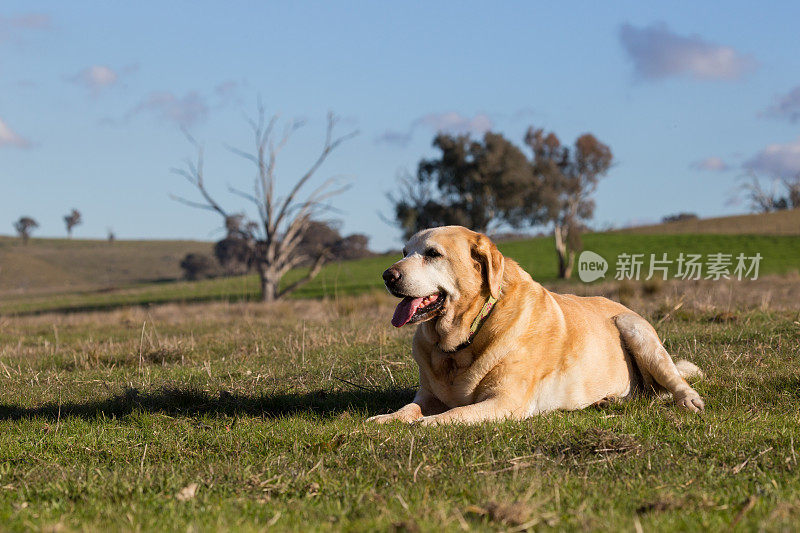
[
  {"left": 180, "top": 217, "right": 373, "bottom": 281},
  {"left": 390, "top": 127, "right": 613, "bottom": 279}
]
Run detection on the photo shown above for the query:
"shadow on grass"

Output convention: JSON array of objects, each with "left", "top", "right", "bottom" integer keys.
[
  {"left": 768, "top": 375, "right": 800, "bottom": 401},
  {"left": 0, "top": 386, "right": 415, "bottom": 422},
  {"left": 3, "top": 294, "right": 259, "bottom": 317},
  {"left": 3, "top": 281, "right": 383, "bottom": 316}
]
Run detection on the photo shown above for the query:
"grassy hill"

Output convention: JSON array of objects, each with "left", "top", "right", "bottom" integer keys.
[
  {"left": 617, "top": 209, "right": 800, "bottom": 235},
  {"left": 2, "top": 232, "right": 798, "bottom": 315},
  {"left": 0, "top": 236, "right": 212, "bottom": 296}
]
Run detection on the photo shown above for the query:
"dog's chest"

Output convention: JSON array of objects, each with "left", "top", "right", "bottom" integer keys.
[{"left": 425, "top": 348, "right": 477, "bottom": 407}]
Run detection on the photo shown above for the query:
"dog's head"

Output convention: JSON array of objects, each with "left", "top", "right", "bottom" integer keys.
[{"left": 382, "top": 226, "right": 504, "bottom": 328}]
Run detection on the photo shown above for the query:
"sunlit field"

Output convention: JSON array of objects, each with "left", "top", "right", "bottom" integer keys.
[{"left": 1, "top": 284, "right": 798, "bottom": 530}]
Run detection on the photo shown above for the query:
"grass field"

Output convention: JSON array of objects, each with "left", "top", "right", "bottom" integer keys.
[
  {"left": 3, "top": 232, "right": 799, "bottom": 315},
  {"left": 2, "top": 218, "right": 798, "bottom": 529},
  {"left": 1, "top": 289, "right": 799, "bottom": 530}
]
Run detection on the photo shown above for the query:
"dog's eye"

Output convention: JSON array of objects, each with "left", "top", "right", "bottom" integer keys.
[
  {"left": 424, "top": 248, "right": 441, "bottom": 259},
  {"left": 402, "top": 248, "right": 408, "bottom": 257}
]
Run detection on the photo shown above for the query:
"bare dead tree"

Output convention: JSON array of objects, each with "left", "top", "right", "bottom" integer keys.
[
  {"left": 172, "top": 106, "right": 357, "bottom": 302},
  {"left": 742, "top": 174, "right": 787, "bottom": 212},
  {"left": 783, "top": 174, "right": 800, "bottom": 209}
]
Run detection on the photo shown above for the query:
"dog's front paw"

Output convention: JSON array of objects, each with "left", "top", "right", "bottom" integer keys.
[
  {"left": 674, "top": 389, "right": 705, "bottom": 413},
  {"left": 367, "top": 408, "right": 421, "bottom": 424},
  {"left": 367, "top": 413, "right": 403, "bottom": 424},
  {"left": 416, "top": 415, "right": 442, "bottom": 426}
]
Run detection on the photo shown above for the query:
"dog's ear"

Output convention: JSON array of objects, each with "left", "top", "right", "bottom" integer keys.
[{"left": 472, "top": 233, "right": 504, "bottom": 298}]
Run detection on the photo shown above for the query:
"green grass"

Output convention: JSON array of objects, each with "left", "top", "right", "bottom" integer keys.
[
  {"left": 3, "top": 232, "right": 799, "bottom": 315},
  {"left": 0, "top": 295, "right": 799, "bottom": 530}
]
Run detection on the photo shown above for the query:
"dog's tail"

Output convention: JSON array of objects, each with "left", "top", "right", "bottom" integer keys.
[{"left": 674, "top": 359, "right": 704, "bottom": 382}]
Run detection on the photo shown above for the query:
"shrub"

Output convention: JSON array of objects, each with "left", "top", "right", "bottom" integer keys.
[
  {"left": 180, "top": 253, "right": 216, "bottom": 280},
  {"left": 662, "top": 212, "right": 698, "bottom": 223}
]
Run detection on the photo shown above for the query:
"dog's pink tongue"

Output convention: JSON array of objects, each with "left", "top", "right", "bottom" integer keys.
[{"left": 392, "top": 296, "right": 424, "bottom": 327}]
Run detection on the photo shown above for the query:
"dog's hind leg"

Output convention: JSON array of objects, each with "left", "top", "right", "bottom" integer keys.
[{"left": 614, "top": 313, "right": 705, "bottom": 412}]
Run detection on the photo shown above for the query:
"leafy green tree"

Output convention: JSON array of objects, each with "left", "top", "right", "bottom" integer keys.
[
  {"left": 390, "top": 128, "right": 612, "bottom": 279},
  {"left": 519, "top": 129, "right": 612, "bottom": 278},
  {"left": 390, "top": 132, "right": 533, "bottom": 239}
]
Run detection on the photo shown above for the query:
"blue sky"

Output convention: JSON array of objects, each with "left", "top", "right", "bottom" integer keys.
[{"left": 2, "top": 1, "right": 800, "bottom": 250}]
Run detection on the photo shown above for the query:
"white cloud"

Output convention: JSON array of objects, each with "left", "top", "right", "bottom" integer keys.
[
  {"left": 0, "top": 13, "right": 51, "bottom": 42},
  {"left": 376, "top": 111, "right": 494, "bottom": 146},
  {"left": 5, "top": 13, "right": 51, "bottom": 29},
  {"left": 690, "top": 156, "right": 730, "bottom": 172},
  {"left": 214, "top": 80, "right": 237, "bottom": 99},
  {"left": 67, "top": 65, "right": 118, "bottom": 94},
  {"left": 130, "top": 91, "right": 209, "bottom": 127},
  {"left": 0, "top": 117, "right": 32, "bottom": 148},
  {"left": 375, "top": 130, "right": 413, "bottom": 146},
  {"left": 619, "top": 22, "right": 756, "bottom": 81},
  {"left": 744, "top": 137, "right": 800, "bottom": 178},
  {"left": 761, "top": 86, "right": 800, "bottom": 123},
  {"left": 416, "top": 112, "right": 493, "bottom": 135},
  {"left": 212, "top": 80, "right": 245, "bottom": 108}
]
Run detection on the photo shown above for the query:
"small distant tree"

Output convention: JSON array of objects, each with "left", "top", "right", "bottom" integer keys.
[
  {"left": 107, "top": 228, "right": 115, "bottom": 243},
  {"left": 522, "top": 128, "right": 613, "bottom": 279},
  {"left": 297, "top": 220, "right": 343, "bottom": 258},
  {"left": 662, "top": 212, "right": 698, "bottom": 223},
  {"left": 783, "top": 173, "right": 800, "bottom": 209},
  {"left": 742, "top": 174, "right": 800, "bottom": 212},
  {"left": 787, "top": 175, "right": 800, "bottom": 209},
  {"left": 173, "top": 105, "right": 356, "bottom": 302},
  {"left": 13, "top": 216, "right": 38, "bottom": 244},
  {"left": 331, "top": 233, "right": 372, "bottom": 261},
  {"left": 214, "top": 237, "right": 253, "bottom": 274},
  {"left": 63, "top": 209, "right": 82, "bottom": 237},
  {"left": 743, "top": 175, "right": 784, "bottom": 212},
  {"left": 213, "top": 214, "right": 255, "bottom": 275},
  {"left": 180, "top": 253, "right": 216, "bottom": 280},
  {"left": 296, "top": 220, "right": 374, "bottom": 262}
]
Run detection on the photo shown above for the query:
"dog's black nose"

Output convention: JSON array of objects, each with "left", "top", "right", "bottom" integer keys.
[{"left": 382, "top": 268, "right": 401, "bottom": 285}]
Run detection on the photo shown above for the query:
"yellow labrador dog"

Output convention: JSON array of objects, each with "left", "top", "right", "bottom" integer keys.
[{"left": 369, "top": 226, "right": 704, "bottom": 425}]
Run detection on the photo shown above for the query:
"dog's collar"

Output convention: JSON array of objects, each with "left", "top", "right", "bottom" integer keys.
[{"left": 441, "top": 294, "right": 498, "bottom": 353}]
